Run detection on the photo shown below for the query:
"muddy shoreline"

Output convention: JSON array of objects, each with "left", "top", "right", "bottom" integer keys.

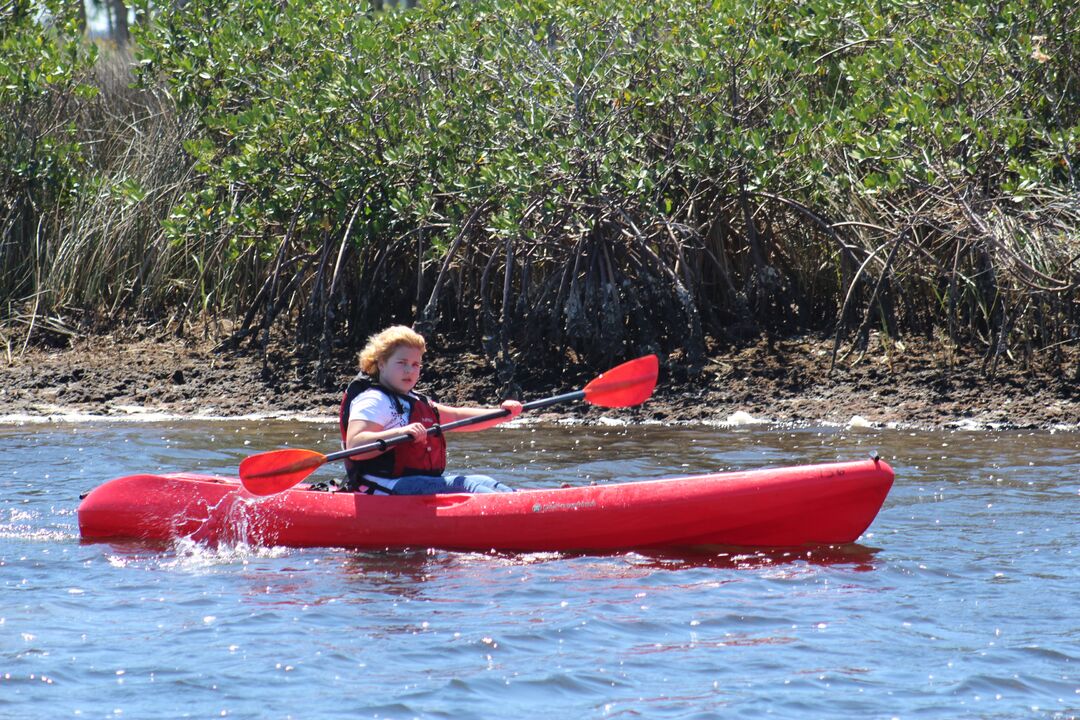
[{"left": 2, "top": 330, "right": 1077, "bottom": 430}]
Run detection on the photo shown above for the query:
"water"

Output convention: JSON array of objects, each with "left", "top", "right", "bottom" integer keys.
[{"left": 2, "top": 419, "right": 1077, "bottom": 719}]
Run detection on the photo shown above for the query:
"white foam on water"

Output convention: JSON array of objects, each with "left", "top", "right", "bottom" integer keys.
[
  {"left": 721, "top": 411, "right": 768, "bottom": 427},
  {"left": 161, "top": 536, "right": 290, "bottom": 571},
  {"left": 100, "top": 535, "right": 289, "bottom": 574},
  {"left": 7, "top": 508, "right": 35, "bottom": 523},
  {"left": 948, "top": 418, "right": 991, "bottom": 431},
  {"left": 0, "top": 525, "right": 74, "bottom": 543},
  {"left": 0, "top": 508, "right": 77, "bottom": 543}
]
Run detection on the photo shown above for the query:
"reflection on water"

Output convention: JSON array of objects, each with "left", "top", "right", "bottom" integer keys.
[
  {"left": 0, "top": 420, "right": 1077, "bottom": 720},
  {"left": 327, "top": 544, "right": 883, "bottom": 601},
  {"left": 628, "top": 544, "right": 882, "bottom": 572}
]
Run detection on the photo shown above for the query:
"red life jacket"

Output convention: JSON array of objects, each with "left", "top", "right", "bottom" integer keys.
[{"left": 338, "top": 375, "right": 447, "bottom": 490}]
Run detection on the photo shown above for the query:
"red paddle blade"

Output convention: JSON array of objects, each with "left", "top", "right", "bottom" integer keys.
[
  {"left": 240, "top": 448, "right": 327, "bottom": 496},
  {"left": 582, "top": 354, "right": 659, "bottom": 408}
]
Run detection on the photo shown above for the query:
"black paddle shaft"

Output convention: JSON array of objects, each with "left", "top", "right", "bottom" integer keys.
[{"left": 324, "top": 390, "right": 586, "bottom": 463}]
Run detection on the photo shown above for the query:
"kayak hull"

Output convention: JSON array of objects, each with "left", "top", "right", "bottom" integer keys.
[{"left": 78, "top": 459, "right": 893, "bottom": 551}]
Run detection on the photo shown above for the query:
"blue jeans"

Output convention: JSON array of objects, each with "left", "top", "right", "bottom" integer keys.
[{"left": 389, "top": 474, "right": 515, "bottom": 495}]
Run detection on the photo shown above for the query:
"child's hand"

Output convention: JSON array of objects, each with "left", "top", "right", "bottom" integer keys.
[
  {"left": 501, "top": 400, "right": 523, "bottom": 419},
  {"left": 403, "top": 422, "right": 428, "bottom": 443}
]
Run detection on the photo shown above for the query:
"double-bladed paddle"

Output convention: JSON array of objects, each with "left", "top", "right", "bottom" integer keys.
[{"left": 239, "top": 354, "right": 659, "bottom": 496}]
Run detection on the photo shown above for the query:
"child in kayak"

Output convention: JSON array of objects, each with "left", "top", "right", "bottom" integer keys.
[{"left": 339, "top": 325, "right": 521, "bottom": 494}]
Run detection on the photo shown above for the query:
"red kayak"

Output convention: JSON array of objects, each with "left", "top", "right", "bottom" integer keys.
[{"left": 78, "top": 457, "right": 893, "bottom": 551}]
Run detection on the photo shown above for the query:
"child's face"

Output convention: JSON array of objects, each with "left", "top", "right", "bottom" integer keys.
[{"left": 378, "top": 345, "right": 423, "bottom": 394}]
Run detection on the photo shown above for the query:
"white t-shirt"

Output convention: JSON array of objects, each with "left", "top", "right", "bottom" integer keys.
[{"left": 348, "top": 388, "right": 412, "bottom": 430}]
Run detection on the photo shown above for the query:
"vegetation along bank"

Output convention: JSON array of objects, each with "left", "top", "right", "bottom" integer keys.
[{"left": 2, "top": 0, "right": 1077, "bottom": 425}]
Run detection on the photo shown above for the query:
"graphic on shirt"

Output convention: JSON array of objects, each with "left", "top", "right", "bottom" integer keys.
[
  {"left": 349, "top": 388, "right": 412, "bottom": 430},
  {"left": 383, "top": 396, "right": 409, "bottom": 429}
]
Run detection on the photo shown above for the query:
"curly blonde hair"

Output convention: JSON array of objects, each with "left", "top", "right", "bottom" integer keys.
[{"left": 358, "top": 325, "right": 426, "bottom": 377}]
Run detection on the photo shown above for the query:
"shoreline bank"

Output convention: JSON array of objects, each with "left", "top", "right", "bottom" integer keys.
[{"left": 2, "top": 331, "right": 1077, "bottom": 431}]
